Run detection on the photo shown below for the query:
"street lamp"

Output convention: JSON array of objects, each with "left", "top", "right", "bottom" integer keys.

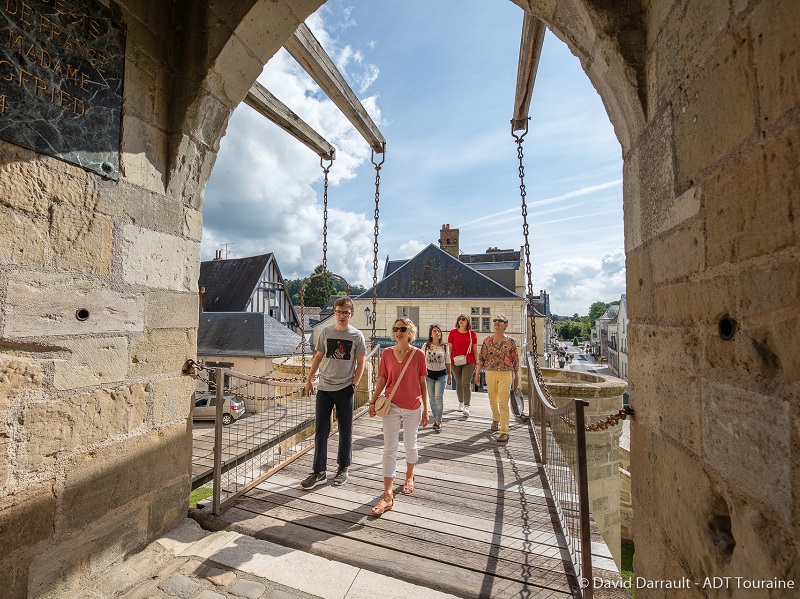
[{"left": 364, "top": 306, "right": 376, "bottom": 325}]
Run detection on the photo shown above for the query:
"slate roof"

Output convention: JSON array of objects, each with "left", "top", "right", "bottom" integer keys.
[
  {"left": 199, "top": 254, "right": 272, "bottom": 312},
  {"left": 468, "top": 260, "right": 520, "bottom": 271},
  {"left": 461, "top": 250, "right": 520, "bottom": 264},
  {"left": 197, "top": 312, "right": 305, "bottom": 357},
  {"left": 598, "top": 304, "right": 620, "bottom": 322},
  {"left": 383, "top": 258, "right": 408, "bottom": 279},
  {"left": 358, "top": 244, "right": 522, "bottom": 299}
]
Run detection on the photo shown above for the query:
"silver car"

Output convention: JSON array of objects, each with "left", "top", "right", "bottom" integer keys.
[{"left": 192, "top": 393, "right": 246, "bottom": 425}]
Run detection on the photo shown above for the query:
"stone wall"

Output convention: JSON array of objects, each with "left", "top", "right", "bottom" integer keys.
[{"left": 0, "top": 1, "right": 323, "bottom": 597}]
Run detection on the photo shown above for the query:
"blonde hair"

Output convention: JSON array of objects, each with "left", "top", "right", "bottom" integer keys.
[{"left": 392, "top": 317, "right": 417, "bottom": 342}]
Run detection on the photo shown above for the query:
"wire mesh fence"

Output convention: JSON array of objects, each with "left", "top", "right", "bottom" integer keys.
[
  {"left": 187, "top": 346, "right": 380, "bottom": 514},
  {"left": 525, "top": 353, "right": 592, "bottom": 596}
]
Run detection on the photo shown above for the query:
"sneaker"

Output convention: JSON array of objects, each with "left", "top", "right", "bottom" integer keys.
[
  {"left": 300, "top": 471, "right": 326, "bottom": 489},
  {"left": 332, "top": 467, "right": 348, "bottom": 486},
  {"left": 458, "top": 403, "right": 464, "bottom": 412},
  {"left": 463, "top": 405, "right": 470, "bottom": 417}
]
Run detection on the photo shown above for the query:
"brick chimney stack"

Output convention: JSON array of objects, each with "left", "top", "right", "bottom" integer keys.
[{"left": 439, "top": 223, "right": 460, "bottom": 259}]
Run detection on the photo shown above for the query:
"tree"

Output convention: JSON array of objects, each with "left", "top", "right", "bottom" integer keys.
[
  {"left": 301, "top": 265, "right": 336, "bottom": 308},
  {"left": 588, "top": 301, "right": 610, "bottom": 326}
]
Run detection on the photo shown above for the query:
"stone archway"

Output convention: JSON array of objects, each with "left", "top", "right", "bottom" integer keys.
[{"left": 1, "top": 1, "right": 797, "bottom": 596}]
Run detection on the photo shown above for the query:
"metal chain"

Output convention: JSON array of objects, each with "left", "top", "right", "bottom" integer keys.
[
  {"left": 561, "top": 406, "right": 636, "bottom": 431},
  {"left": 513, "top": 118, "right": 555, "bottom": 406},
  {"left": 184, "top": 360, "right": 310, "bottom": 402},
  {"left": 320, "top": 156, "right": 332, "bottom": 273},
  {"left": 370, "top": 145, "right": 385, "bottom": 353}
]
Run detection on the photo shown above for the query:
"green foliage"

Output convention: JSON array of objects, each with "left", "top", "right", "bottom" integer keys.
[
  {"left": 189, "top": 487, "right": 213, "bottom": 508},
  {"left": 301, "top": 265, "right": 336, "bottom": 308},
  {"left": 284, "top": 272, "right": 367, "bottom": 309},
  {"left": 621, "top": 542, "right": 635, "bottom": 598},
  {"left": 588, "top": 301, "right": 610, "bottom": 323}
]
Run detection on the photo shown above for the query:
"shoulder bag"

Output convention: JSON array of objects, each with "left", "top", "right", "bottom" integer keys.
[
  {"left": 453, "top": 332, "right": 473, "bottom": 366},
  {"left": 374, "top": 348, "right": 417, "bottom": 417}
]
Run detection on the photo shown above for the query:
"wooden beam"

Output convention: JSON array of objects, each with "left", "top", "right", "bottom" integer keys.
[
  {"left": 512, "top": 13, "right": 547, "bottom": 133},
  {"left": 285, "top": 23, "right": 386, "bottom": 154},
  {"left": 244, "top": 82, "right": 336, "bottom": 161}
]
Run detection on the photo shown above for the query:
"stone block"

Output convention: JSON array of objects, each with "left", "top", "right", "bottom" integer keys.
[
  {"left": 152, "top": 376, "right": 194, "bottom": 426},
  {"left": 130, "top": 330, "right": 197, "bottom": 378},
  {"left": 629, "top": 325, "right": 703, "bottom": 454},
  {"left": 22, "top": 385, "right": 148, "bottom": 469},
  {"left": 61, "top": 422, "right": 191, "bottom": 530},
  {"left": 0, "top": 481, "right": 56, "bottom": 553},
  {"left": 183, "top": 208, "right": 203, "bottom": 241},
  {"left": 703, "top": 379, "right": 792, "bottom": 522},
  {"left": 121, "top": 225, "right": 200, "bottom": 291},
  {"left": 739, "top": 318, "right": 800, "bottom": 383},
  {"left": 120, "top": 114, "right": 168, "bottom": 194},
  {"left": 0, "top": 160, "right": 54, "bottom": 216},
  {"left": 52, "top": 337, "right": 129, "bottom": 390},
  {"left": 0, "top": 207, "right": 48, "bottom": 267},
  {"left": 650, "top": 220, "right": 705, "bottom": 284},
  {"left": 158, "top": 574, "right": 199, "bottom": 598},
  {"left": 751, "top": 0, "right": 800, "bottom": 127},
  {"left": 705, "top": 127, "right": 799, "bottom": 266},
  {"left": 149, "top": 479, "right": 190, "bottom": 539},
  {"left": 4, "top": 272, "right": 145, "bottom": 338},
  {"left": 28, "top": 503, "right": 149, "bottom": 599},
  {"left": 49, "top": 203, "right": 113, "bottom": 275},
  {"left": 652, "top": 274, "right": 735, "bottom": 324},
  {"left": 0, "top": 353, "right": 44, "bottom": 411},
  {"left": 655, "top": 0, "right": 729, "bottom": 102},
  {"left": 165, "top": 133, "right": 218, "bottom": 208},
  {"left": 740, "top": 261, "right": 800, "bottom": 321},
  {"left": 552, "top": 0, "right": 597, "bottom": 60},
  {"left": 121, "top": 186, "right": 182, "bottom": 236},
  {"left": 624, "top": 247, "right": 653, "bottom": 319},
  {"left": 673, "top": 32, "right": 755, "bottom": 187},
  {"left": 0, "top": 431, "right": 9, "bottom": 487},
  {"left": 146, "top": 291, "right": 200, "bottom": 330}
]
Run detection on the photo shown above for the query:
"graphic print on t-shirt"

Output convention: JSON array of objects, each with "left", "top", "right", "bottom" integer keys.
[{"left": 326, "top": 338, "right": 353, "bottom": 360}]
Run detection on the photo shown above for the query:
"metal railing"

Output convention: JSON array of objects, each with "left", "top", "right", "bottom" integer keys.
[
  {"left": 525, "top": 353, "right": 593, "bottom": 598},
  {"left": 191, "top": 346, "right": 380, "bottom": 514}
]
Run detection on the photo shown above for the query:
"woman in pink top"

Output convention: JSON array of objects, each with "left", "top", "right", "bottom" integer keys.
[
  {"left": 448, "top": 314, "right": 479, "bottom": 417},
  {"left": 368, "top": 317, "right": 429, "bottom": 515}
]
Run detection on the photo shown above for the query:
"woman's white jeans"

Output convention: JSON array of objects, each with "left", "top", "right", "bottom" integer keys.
[{"left": 382, "top": 403, "right": 422, "bottom": 478}]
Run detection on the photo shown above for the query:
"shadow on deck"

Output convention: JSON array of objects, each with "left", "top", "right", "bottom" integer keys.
[{"left": 191, "top": 390, "right": 624, "bottom": 599}]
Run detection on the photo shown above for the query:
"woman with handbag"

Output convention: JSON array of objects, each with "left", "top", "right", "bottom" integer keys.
[
  {"left": 475, "top": 314, "right": 519, "bottom": 443},
  {"left": 368, "top": 318, "right": 429, "bottom": 515},
  {"left": 448, "top": 314, "right": 479, "bottom": 417}
]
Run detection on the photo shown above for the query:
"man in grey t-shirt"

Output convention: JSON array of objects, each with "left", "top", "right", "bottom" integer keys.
[{"left": 301, "top": 297, "right": 366, "bottom": 489}]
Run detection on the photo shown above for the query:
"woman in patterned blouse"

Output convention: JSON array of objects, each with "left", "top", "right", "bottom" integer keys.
[{"left": 475, "top": 314, "right": 519, "bottom": 442}]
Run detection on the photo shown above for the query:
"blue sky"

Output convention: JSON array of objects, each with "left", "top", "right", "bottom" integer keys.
[{"left": 201, "top": 0, "right": 625, "bottom": 316}]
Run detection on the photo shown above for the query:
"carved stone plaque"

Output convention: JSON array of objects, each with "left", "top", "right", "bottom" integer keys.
[{"left": 0, "top": 0, "right": 126, "bottom": 179}]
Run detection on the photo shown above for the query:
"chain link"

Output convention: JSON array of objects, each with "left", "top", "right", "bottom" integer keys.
[
  {"left": 513, "top": 118, "right": 555, "bottom": 408},
  {"left": 370, "top": 145, "right": 385, "bottom": 353},
  {"left": 184, "top": 359, "right": 312, "bottom": 403},
  {"left": 320, "top": 156, "right": 332, "bottom": 273}
]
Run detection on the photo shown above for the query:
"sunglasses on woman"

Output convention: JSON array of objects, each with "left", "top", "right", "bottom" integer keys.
[
  {"left": 493, "top": 319, "right": 508, "bottom": 324},
  {"left": 392, "top": 326, "right": 408, "bottom": 332}
]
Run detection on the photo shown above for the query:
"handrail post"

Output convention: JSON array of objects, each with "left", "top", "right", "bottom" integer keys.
[
  {"left": 212, "top": 368, "right": 225, "bottom": 515},
  {"left": 574, "top": 399, "right": 593, "bottom": 597}
]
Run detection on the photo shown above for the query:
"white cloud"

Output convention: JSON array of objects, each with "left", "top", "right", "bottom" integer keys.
[
  {"left": 397, "top": 239, "right": 427, "bottom": 258},
  {"left": 536, "top": 248, "right": 626, "bottom": 316},
  {"left": 201, "top": 12, "right": 382, "bottom": 286}
]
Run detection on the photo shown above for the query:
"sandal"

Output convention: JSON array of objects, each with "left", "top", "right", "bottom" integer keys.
[
  {"left": 401, "top": 477, "right": 415, "bottom": 494},
  {"left": 371, "top": 492, "right": 394, "bottom": 515},
  {"left": 491, "top": 421, "right": 499, "bottom": 431},
  {"left": 433, "top": 422, "right": 441, "bottom": 433}
]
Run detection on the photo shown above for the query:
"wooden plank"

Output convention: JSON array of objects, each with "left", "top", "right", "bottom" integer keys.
[
  {"left": 512, "top": 12, "right": 547, "bottom": 132},
  {"left": 285, "top": 23, "right": 386, "bottom": 154},
  {"left": 199, "top": 506, "right": 573, "bottom": 599},
  {"left": 244, "top": 82, "right": 336, "bottom": 160}
]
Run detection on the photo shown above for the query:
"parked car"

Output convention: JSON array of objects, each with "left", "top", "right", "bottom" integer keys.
[{"left": 192, "top": 393, "right": 246, "bottom": 425}]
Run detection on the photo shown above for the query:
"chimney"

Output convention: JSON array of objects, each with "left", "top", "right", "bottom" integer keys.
[
  {"left": 214, "top": 250, "right": 221, "bottom": 260},
  {"left": 199, "top": 286, "right": 207, "bottom": 313},
  {"left": 439, "top": 223, "right": 460, "bottom": 259}
]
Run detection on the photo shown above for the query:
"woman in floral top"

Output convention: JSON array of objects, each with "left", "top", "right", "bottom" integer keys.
[{"left": 475, "top": 314, "right": 519, "bottom": 442}]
